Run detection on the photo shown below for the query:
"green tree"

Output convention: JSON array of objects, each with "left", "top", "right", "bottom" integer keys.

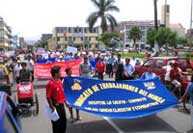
[
  {"left": 177, "top": 37, "right": 188, "bottom": 45},
  {"left": 146, "top": 29, "right": 157, "bottom": 47},
  {"left": 156, "top": 27, "right": 177, "bottom": 54},
  {"left": 38, "top": 41, "right": 48, "bottom": 49},
  {"left": 100, "top": 32, "right": 120, "bottom": 47},
  {"left": 87, "top": 0, "right": 120, "bottom": 33},
  {"left": 128, "top": 26, "right": 142, "bottom": 51}
]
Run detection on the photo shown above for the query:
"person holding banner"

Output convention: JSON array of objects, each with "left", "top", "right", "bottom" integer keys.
[
  {"left": 46, "top": 66, "right": 68, "bottom": 133},
  {"left": 79, "top": 56, "right": 92, "bottom": 78},
  {"left": 115, "top": 64, "right": 129, "bottom": 80},
  {"left": 180, "top": 74, "right": 193, "bottom": 130},
  {"left": 63, "top": 67, "right": 81, "bottom": 122},
  {"left": 124, "top": 58, "right": 135, "bottom": 80},
  {"left": 140, "top": 66, "right": 157, "bottom": 80}
]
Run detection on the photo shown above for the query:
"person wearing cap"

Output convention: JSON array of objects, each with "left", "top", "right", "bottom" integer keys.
[
  {"left": 169, "top": 61, "right": 183, "bottom": 97},
  {"left": 79, "top": 56, "right": 92, "bottom": 78},
  {"left": 63, "top": 67, "right": 80, "bottom": 122}
]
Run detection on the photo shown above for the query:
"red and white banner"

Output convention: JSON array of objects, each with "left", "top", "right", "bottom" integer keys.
[{"left": 34, "top": 59, "right": 82, "bottom": 78}]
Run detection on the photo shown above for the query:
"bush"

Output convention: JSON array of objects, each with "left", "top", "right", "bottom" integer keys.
[{"left": 120, "top": 53, "right": 145, "bottom": 58}]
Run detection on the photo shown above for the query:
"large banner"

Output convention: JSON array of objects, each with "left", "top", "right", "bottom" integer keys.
[
  {"left": 34, "top": 59, "right": 82, "bottom": 78},
  {"left": 63, "top": 77, "right": 179, "bottom": 119}
]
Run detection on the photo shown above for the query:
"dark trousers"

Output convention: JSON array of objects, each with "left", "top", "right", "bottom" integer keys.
[
  {"left": 51, "top": 104, "right": 67, "bottom": 133},
  {"left": 106, "top": 64, "right": 113, "bottom": 78},
  {"left": 98, "top": 73, "right": 103, "bottom": 80}
]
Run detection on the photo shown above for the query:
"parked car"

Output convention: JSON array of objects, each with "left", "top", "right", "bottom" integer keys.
[
  {"left": 0, "top": 91, "right": 22, "bottom": 133},
  {"left": 0, "top": 55, "right": 9, "bottom": 62},
  {"left": 134, "top": 57, "right": 193, "bottom": 82}
]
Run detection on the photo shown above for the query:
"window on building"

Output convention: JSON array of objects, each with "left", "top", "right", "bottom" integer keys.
[
  {"left": 89, "top": 37, "right": 91, "bottom": 41},
  {"left": 79, "top": 28, "right": 82, "bottom": 33},
  {"left": 69, "top": 37, "right": 72, "bottom": 40},
  {"left": 68, "top": 28, "right": 71, "bottom": 33},
  {"left": 84, "top": 28, "right": 87, "bottom": 33},
  {"left": 75, "top": 28, "right": 77, "bottom": 33},
  {"left": 81, "top": 37, "right": 83, "bottom": 41},
  {"left": 96, "top": 37, "right": 98, "bottom": 41},
  {"left": 57, "top": 37, "right": 60, "bottom": 41},
  {"left": 93, "top": 28, "right": 96, "bottom": 33},
  {"left": 85, "top": 37, "right": 88, "bottom": 40},
  {"left": 73, "top": 37, "right": 76, "bottom": 41},
  {"left": 65, "top": 37, "right": 67, "bottom": 41}
]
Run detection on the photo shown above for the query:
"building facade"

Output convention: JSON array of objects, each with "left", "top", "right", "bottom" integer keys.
[
  {"left": 169, "top": 23, "right": 185, "bottom": 38},
  {"left": 0, "top": 17, "right": 12, "bottom": 50},
  {"left": 118, "top": 20, "right": 160, "bottom": 49},
  {"left": 50, "top": 26, "right": 101, "bottom": 50},
  {"left": 161, "top": 4, "right": 170, "bottom": 28}
]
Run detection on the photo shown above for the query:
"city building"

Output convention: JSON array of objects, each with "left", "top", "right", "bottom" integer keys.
[
  {"left": 50, "top": 26, "right": 101, "bottom": 50},
  {"left": 19, "top": 37, "right": 26, "bottom": 48},
  {"left": 41, "top": 34, "right": 52, "bottom": 42},
  {"left": 169, "top": 23, "right": 186, "bottom": 38},
  {"left": 161, "top": 4, "right": 170, "bottom": 28},
  {"left": 0, "top": 17, "right": 12, "bottom": 50},
  {"left": 118, "top": 20, "right": 160, "bottom": 49}
]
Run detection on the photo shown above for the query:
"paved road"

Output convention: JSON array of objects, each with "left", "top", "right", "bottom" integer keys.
[{"left": 14, "top": 77, "right": 193, "bottom": 133}]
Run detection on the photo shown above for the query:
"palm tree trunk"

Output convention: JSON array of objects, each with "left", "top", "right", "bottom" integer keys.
[{"left": 154, "top": 0, "right": 158, "bottom": 30}]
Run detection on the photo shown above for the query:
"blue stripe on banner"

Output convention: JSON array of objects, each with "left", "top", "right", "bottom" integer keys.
[{"left": 63, "top": 77, "right": 179, "bottom": 119}]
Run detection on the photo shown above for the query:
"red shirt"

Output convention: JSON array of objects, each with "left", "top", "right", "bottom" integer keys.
[
  {"left": 46, "top": 79, "right": 66, "bottom": 104},
  {"left": 169, "top": 68, "right": 182, "bottom": 82},
  {"left": 96, "top": 61, "right": 105, "bottom": 73}
]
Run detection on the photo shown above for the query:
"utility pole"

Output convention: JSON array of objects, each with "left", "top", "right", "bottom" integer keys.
[
  {"left": 164, "top": 0, "right": 167, "bottom": 27},
  {"left": 190, "top": 0, "right": 193, "bottom": 49}
]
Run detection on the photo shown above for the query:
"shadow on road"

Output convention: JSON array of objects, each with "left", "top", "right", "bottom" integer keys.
[{"left": 112, "top": 115, "right": 177, "bottom": 133}]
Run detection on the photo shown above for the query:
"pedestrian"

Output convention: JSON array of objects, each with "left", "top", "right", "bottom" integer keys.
[
  {"left": 25, "top": 55, "right": 34, "bottom": 82},
  {"left": 95, "top": 57, "right": 105, "bottom": 80},
  {"left": 107, "top": 53, "right": 115, "bottom": 78},
  {"left": 79, "top": 56, "right": 92, "bottom": 78},
  {"left": 19, "top": 62, "right": 31, "bottom": 82},
  {"left": 114, "top": 54, "right": 124, "bottom": 75},
  {"left": 124, "top": 58, "right": 135, "bottom": 80},
  {"left": 179, "top": 74, "right": 193, "bottom": 130},
  {"left": 140, "top": 65, "right": 157, "bottom": 80},
  {"left": 63, "top": 67, "right": 81, "bottom": 122},
  {"left": 115, "top": 64, "right": 129, "bottom": 81},
  {"left": 14, "top": 60, "right": 21, "bottom": 84},
  {"left": 46, "top": 66, "right": 68, "bottom": 133}
]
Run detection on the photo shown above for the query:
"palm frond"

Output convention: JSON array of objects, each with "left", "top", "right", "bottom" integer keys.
[
  {"left": 105, "top": 0, "right": 115, "bottom": 8},
  {"left": 106, "top": 14, "right": 118, "bottom": 31},
  {"left": 105, "top": 5, "right": 120, "bottom": 12},
  {"left": 86, "top": 12, "right": 99, "bottom": 32},
  {"left": 91, "top": 0, "right": 101, "bottom": 9},
  {"left": 101, "top": 15, "right": 108, "bottom": 33}
]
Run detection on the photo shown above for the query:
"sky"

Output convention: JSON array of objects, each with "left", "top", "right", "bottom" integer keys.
[{"left": 0, "top": 0, "right": 191, "bottom": 41}]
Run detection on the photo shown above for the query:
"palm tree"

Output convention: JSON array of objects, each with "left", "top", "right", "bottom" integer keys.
[
  {"left": 154, "top": 0, "right": 158, "bottom": 30},
  {"left": 87, "top": 0, "right": 120, "bottom": 33},
  {"left": 128, "top": 26, "right": 142, "bottom": 52}
]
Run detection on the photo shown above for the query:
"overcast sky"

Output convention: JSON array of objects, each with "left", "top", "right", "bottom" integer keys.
[{"left": 0, "top": 0, "right": 191, "bottom": 40}]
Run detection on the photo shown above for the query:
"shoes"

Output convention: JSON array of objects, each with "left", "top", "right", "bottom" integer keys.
[{"left": 75, "top": 117, "right": 82, "bottom": 121}]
